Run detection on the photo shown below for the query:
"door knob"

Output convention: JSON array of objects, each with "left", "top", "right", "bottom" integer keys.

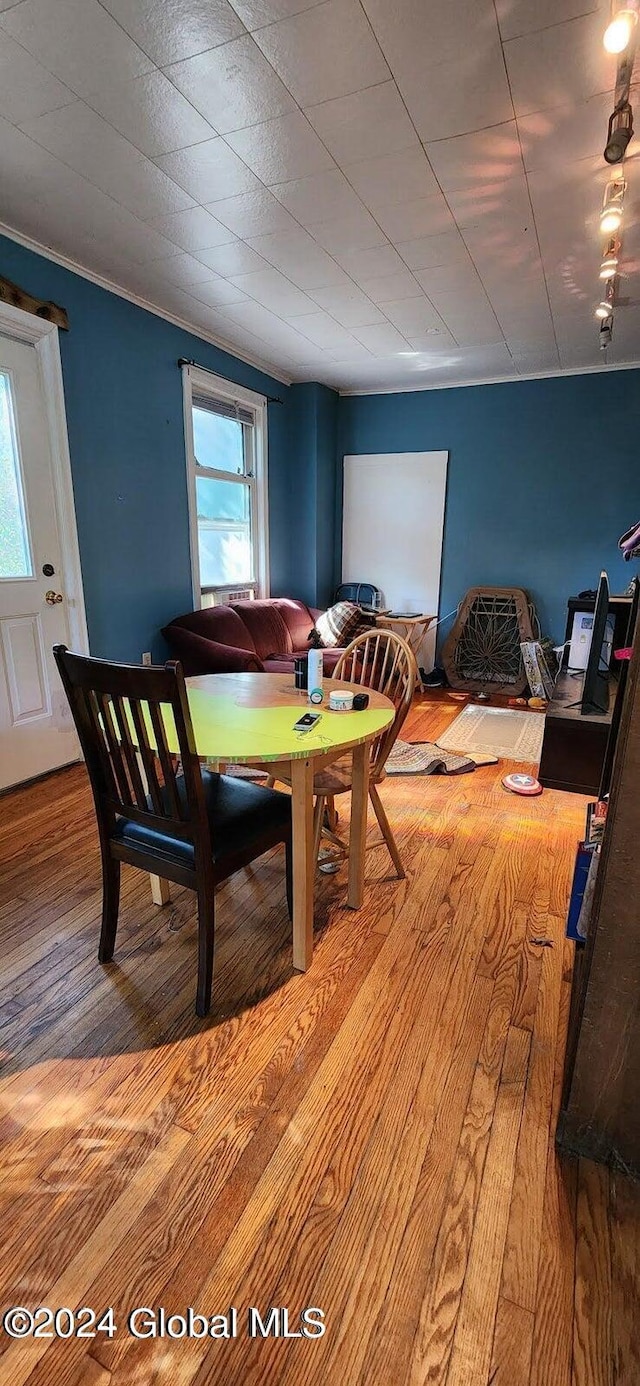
[{"left": 45, "top": 590, "right": 63, "bottom": 605}]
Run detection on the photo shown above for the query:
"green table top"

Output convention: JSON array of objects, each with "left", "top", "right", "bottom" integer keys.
[{"left": 183, "top": 672, "right": 395, "bottom": 764}]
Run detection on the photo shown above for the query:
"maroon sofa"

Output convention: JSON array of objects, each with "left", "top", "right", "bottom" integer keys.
[{"left": 162, "top": 599, "right": 346, "bottom": 677}]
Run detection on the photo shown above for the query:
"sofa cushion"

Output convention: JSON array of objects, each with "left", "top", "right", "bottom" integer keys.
[
  {"left": 162, "top": 624, "right": 262, "bottom": 676},
  {"left": 274, "top": 598, "right": 317, "bottom": 650},
  {"left": 166, "top": 604, "right": 258, "bottom": 654},
  {"left": 230, "top": 600, "right": 292, "bottom": 660}
]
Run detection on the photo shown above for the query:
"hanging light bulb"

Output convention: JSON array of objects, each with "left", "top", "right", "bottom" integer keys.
[
  {"left": 600, "top": 235, "right": 620, "bottom": 279},
  {"left": 600, "top": 254, "right": 619, "bottom": 278},
  {"left": 595, "top": 277, "right": 616, "bottom": 317},
  {"left": 600, "top": 179, "right": 626, "bottom": 232},
  {"left": 604, "top": 3, "right": 638, "bottom": 53}
]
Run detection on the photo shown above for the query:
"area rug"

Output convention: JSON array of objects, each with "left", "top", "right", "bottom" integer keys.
[
  {"left": 386, "top": 740, "right": 476, "bottom": 775},
  {"left": 436, "top": 704, "right": 545, "bottom": 763}
]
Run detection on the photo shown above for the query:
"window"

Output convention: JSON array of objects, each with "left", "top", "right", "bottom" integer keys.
[
  {"left": 183, "top": 367, "right": 269, "bottom": 606},
  {"left": 0, "top": 371, "right": 33, "bottom": 579}
]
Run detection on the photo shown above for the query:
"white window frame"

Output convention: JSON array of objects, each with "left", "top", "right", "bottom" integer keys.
[{"left": 182, "top": 364, "right": 269, "bottom": 607}]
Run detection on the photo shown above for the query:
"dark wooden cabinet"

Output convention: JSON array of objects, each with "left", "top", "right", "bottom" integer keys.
[{"left": 556, "top": 614, "right": 640, "bottom": 1175}]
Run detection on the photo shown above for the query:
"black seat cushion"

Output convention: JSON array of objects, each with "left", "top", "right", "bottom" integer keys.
[{"left": 112, "top": 770, "right": 290, "bottom": 874}]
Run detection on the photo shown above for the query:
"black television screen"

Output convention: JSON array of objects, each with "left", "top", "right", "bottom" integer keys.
[{"left": 582, "top": 571, "right": 611, "bottom": 715}]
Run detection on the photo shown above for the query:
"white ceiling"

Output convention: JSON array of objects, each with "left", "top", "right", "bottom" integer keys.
[{"left": 1, "top": 0, "right": 639, "bottom": 390}]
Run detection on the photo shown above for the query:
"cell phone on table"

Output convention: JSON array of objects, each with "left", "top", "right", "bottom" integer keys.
[{"left": 293, "top": 711, "right": 322, "bottom": 732}]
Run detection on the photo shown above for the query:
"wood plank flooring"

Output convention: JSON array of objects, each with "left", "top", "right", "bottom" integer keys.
[{"left": 0, "top": 693, "right": 638, "bottom": 1386}]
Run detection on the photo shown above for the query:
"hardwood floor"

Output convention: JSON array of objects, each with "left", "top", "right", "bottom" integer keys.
[{"left": 0, "top": 693, "right": 638, "bottom": 1386}]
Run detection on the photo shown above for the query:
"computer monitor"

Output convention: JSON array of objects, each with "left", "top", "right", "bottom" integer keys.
[{"left": 581, "top": 571, "right": 611, "bottom": 715}]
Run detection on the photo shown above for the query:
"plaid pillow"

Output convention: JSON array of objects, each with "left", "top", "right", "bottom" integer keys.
[{"left": 315, "top": 601, "right": 367, "bottom": 648}]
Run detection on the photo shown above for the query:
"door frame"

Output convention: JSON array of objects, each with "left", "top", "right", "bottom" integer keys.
[{"left": 0, "top": 299, "right": 89, "bottom": 657}]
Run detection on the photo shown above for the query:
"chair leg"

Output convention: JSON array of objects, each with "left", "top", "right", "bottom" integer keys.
[
  {"left": 98, "top": 851, "right": 121, "bottom": 962},
  {"left": 325, "top": 796, "right": 338, "bottom": 832},
  {"left": 368, "top": 783, "right": 405, "bottom": 879},
  {"left": 285, "top": 838, "right": 293, "bottom": 921},
  {"left": 265, "top": 775, "right": 276, "bottom": 788},
  {"left": 313, "top": 797, "right": 325, "bottom": 866},
  {"left": 196, "top": 883, "right": 215, "bottom": 1018}
]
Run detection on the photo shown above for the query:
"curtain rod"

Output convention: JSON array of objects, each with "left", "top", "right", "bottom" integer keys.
[{"left": 178, "top": 357, "right": 283, "bottom": 404}]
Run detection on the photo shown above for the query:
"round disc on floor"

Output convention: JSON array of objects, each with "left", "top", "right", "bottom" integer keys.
[{"left": 502, "top": 772, "right": 543, "bottom": 796}]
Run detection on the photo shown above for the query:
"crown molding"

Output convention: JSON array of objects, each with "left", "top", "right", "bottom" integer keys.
[
  {"left": 338, "top": 357, "right": 640, "bottom": 396},
  {"left": 0, "top": 220, "right": 293, "bottom": 388}
]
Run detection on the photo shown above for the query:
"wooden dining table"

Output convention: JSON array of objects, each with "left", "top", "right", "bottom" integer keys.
[{"left": 154, "top": 672, "right": 394, "bottom": 972}]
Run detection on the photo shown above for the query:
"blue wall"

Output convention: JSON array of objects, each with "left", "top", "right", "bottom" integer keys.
[
  {"left": 286, "top": 382, "right": 339, "bottom": 610},
  {"left": 0, "top": 231, "right": 311, "bottom": 661},
  {"left": 339, "top": 372, "right": 640, "bottom": 645}
]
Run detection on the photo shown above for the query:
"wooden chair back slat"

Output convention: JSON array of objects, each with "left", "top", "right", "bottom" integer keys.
[
  {"left": 82, "top": 689, "right": 120, "bottom": 801},
  {"left": 112, "top": 695, "right": 148, "bottom": 811},
  {"left": 129, "top": 699, "right": 164, "bottom": 814},
  {"left": 334, "top": 628, "right": 417, "bottom": 781},
  {"left": 98, "top": 692, "right": 134, "bottom": 807},
  {"left": 148, "top": 700, "right": 182, "bottom": 820}
]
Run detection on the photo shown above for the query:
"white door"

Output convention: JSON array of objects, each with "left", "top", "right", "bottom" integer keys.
[{"left": 0, "top": 333, "right": 80, "bottom": 789}]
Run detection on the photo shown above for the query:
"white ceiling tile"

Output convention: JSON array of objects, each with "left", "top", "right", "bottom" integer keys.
[
  {"left": 246, "top": 226, "right": 350, "bottom": 287},
  {"left": 398, "top": 45, "right": 513, "bottom": 142},
  {"left": 362, "top": 0, "right": 499, "bottom": 76},
  {"left": 305, "top": 82, "right": 418, "bottom": 165},
  {"left": 519, "top": 93, "right": 616, "bottom": 173},
  {"left": 445, "top": 177, "right": 532, "bottom": 232},
  {"left": 0, "top": 0, "right": 153, "bottom": 99},
  {"left": 20, "top": 102, "right": 195, "bottom": 220},
  {"left": 308, "top": 206, "right": 388, "bottom": 253},
  {"left": 333, "top": 242, "right": 407, "bottom": 282},
  {"left": 85, "top": 71, "right": 215, "bottom": 158},
  {"left": 293, "top": 310, "right": 357, "bottom": 347},
  {"left": 187, "top": 278, "right": 250, "bottom": 306},
  {"left": 359, "top": 269, "right": 421, "bottom": 303},
  {"left": 415, "top": 262, "right": 485, "bottom": 297},
  {"left": 352, "top": 321, "right": 410, "bottom": 355},
  {"left": 161, "top": 252, "right": 222, "bottom": 287},
  {"left": 326, "top": 341, "right": 375, "bottom": 361},
  {"left": 381, "top": 296, "right": 444, "bottom": 332},
  {"left": 215, "top": 298, "right": 296, "bottom": 338},
  {"left": 226, "top": 111, "right": 334, "bottom": 184},
  {"left": 205, "top": 187, "right": 300, "bottom": 236},
  {"left": 307, "top": 283, "right": 385, "bottom": 326},
  {"left": 396, "top": 229, "right": 469, "bottom": 271},
  {"left": 343, "top": 147, "right": 440, "bottom": 214},
  {"left": 375, "top": 195, "right": 455, "bottom": 242},
  {"left": 504, "top": 13, "right": 616, "bottom": 118},
  {"left": 229, "top": 0, "right": 326, "bottom": 27},
  {"left": 254, "top": 0, "right": 389, "bottom": 107},
  {"left": 154, "top": 139, "right": 261, "bottom": 201},
  {"left": 437, "top": 309, "right": 504, "bottom": 347},
  {"left": 425, "top": 123, "right": 522, "bottom": 193},
  {"left": 405, "top": 327, "right": 456, "bottom": 349},
  {"left": 194, "top": 239, "right": 269, "bottom": 275},
  {"left": 165, "top": 35, "right": 297, "bottom": 134},
  {"left": 229, "top": 266, "right": 317, "bottom": 315},
  {"left": 147, "top": 205, "right": 235, "bottom": 253},
  {"left": 0, "top": 33, "right": 74, "bottom": 125},
  {"left": 495, "top": 0, "right": 599, "bottom": 42},
  {"left": 272, "top": 168, "right": 364, "bottom": 225},
  {"left": 511, "top": 347, "right": 561, "bottom": 375},
  {"left": 100, "top": 0, "right": 245, "bottom": 65}
]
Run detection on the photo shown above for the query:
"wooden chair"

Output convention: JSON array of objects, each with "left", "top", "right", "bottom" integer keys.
[
  {"left": 53, "top": 646, "right": 292, "bottom": 1017},
  {"left": 269, "top": 629, "right": 417, "bottom": 877}
]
